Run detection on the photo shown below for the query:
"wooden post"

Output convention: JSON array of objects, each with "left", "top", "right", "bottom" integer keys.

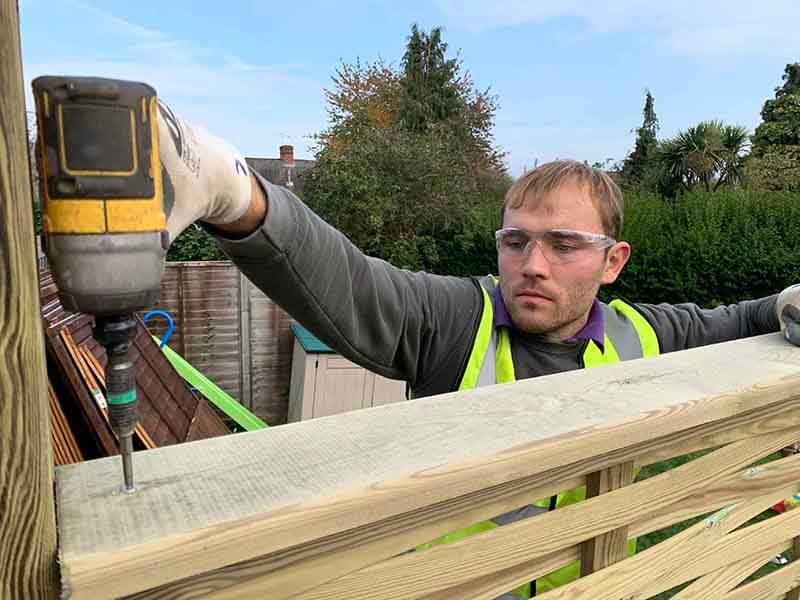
[
  {"left": 786, "top": 536, "right": 800, "bottom": 600},
  {"left": 0, "top": 2, "right": 59, "bottom": 598},
  {"left": 580, "top": 461, "right": 635, "bottom": 576},
  {"left": 238, "top": 271, "right": 252, "bottom": 410}
]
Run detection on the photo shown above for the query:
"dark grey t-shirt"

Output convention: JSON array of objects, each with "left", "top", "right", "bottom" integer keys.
[{"left": 213, "top": 176, "right": 780, "bottom": 398}]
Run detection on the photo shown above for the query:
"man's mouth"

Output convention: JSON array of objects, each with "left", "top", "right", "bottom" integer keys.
[{"left": 515, "top": 290, "right": 552, "bottom": 301}]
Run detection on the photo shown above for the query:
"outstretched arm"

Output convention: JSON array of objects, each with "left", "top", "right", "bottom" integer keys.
[
  {"left": 158, "top": 104, "right": 481, "bottom": 393},
  {"left": 635, "top": 296, "right": 779, "bottom": 353}
]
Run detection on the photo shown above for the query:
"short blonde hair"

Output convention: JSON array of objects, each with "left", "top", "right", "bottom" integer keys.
[{"left": 503, "top": 160, "right": 624, "bottom": 239}]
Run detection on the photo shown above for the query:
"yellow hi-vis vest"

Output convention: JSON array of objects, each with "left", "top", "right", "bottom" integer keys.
[{"left": 416, "top": 276, "right": 660, "bottom": 598}]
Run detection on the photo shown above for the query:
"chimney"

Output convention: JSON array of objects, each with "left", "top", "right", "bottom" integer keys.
[{"left": 279, "top": 144, "right": 295, "bottom": 166}]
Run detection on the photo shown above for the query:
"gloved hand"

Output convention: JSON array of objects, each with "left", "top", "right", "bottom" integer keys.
[
  {"left": 156, "top": 101, "right": 252, "bottom": 243},
  {"left": 776, "top": 284, "right": 800, "bottom": 346}
]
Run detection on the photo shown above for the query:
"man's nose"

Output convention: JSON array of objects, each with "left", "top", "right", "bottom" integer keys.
[{"left": 521, "top": 240, "right": 551, "bottom": 277}]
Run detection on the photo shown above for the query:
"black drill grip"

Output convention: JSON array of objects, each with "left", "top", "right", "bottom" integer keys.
[{"left": 94, "top": 316, "right": 138, "bottom": 438}]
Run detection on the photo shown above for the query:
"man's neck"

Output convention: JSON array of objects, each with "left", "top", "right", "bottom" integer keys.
[{"left": 545, "top": 314, "right": 591, "bottom": 343}]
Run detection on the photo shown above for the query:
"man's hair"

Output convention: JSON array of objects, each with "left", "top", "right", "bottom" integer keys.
[{"left": 502, "top": 160, "right": 624, "bottom": 240}]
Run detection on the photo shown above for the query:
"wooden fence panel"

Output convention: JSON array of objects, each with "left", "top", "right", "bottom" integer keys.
[
  {"left": 145, "top": 261, "right": 294, "bottom": 425},
  {"left": 53, "top": 333, "right": 800, "bottom": 598},
  {"left": 247, "top": 275, "right": 294, "bottom": 424}
]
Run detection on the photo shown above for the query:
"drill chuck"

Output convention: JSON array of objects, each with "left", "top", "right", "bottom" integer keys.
[
  {"left": 94, "top": 316, "right": 139, "bottom": 492},
  {"left": 106, "top": 351, "right": 138, "bottom": 436}
]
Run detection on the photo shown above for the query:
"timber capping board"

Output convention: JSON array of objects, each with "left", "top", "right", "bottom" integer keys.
[{"left": 56, "top": 333, "right": 800, "bottom": 598}]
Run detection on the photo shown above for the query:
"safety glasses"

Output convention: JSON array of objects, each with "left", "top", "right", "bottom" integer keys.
[{"left": 495, "top": 227, "right": 616, "bottom": 264}]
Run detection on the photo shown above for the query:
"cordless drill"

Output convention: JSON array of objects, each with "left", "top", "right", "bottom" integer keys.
[{"left": 32, "top": 76, "right": 170, "bottom": 492}]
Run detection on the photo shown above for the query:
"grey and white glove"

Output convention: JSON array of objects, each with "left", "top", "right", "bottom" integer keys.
[
  {"left": 776, "top": 284, "right": 800, "bottom": 346},
  {"left": 156, "top": 101, "right": 252, "bottom": 243}
]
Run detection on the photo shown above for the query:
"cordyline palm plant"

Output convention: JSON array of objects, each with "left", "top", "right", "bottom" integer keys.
[{"left": 657, "top": 120, "right": 750, "bottom": 195}]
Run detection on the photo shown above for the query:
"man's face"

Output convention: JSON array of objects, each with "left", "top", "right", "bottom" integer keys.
[{"left": 498, "top": 180, "right": 630, "bottom": 340}]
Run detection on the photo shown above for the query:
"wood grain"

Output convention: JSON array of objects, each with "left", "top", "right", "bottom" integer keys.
[
  {"left": 156, "top": 429, "right": 800, "bottom": 600},
  {"left": 787, "top": 517, "right": 800, "bottom": 600},
  {"left": 580, "top": 461, "right": 634, "bottom": 576},
  {"left": 49, "top": 382, "right": 83, "bottom": 465},
  {"left": 56, "top": 333, "right": 800, "bottom": 598},
  {"left": 545, "top": 492, "right": 800, "bottom": 600},
  {"left": 0, "top": 3, "right": 58, "bottom": 598},
  {"left": 670, "top": 543, "right": 786, "bottom": 600},
  {"left": 303, "top": 429, "right": 799, "bottom": 600},
  {"left": 722, "top": 555, "right": 800, "bottom": 600},
  {"left": 408, "top": 452, "right": 800, "bottom": 600},
  {"left": 629, "top": 451, "right": 800, "bottom": 539}
]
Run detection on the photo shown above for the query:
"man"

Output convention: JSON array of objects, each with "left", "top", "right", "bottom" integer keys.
[{"left": 157, "top": 104, "right": 800, "bottom": 597}]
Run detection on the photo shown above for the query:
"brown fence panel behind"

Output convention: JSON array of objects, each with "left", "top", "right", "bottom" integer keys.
[
  {"left": 247, "top": 277, "right": 295, "bottom": 424},
  {"left": 147, "top": 261, "right": 293, "bottom": 425}
]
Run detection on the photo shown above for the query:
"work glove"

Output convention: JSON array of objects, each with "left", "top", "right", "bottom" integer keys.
[
  {"left": 156, "top": 101, "right": 252, "bottom": 243},
  {"left": 776, "top": 284, "right": 800, "bottom": 346}
]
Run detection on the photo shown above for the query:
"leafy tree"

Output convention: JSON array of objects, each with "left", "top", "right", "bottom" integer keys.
[
  {"left": 166, "top": 225, "right": 227, "bottom": 261},
  {"left": 303, "top": 24, "right": 509, "bottom": 275},
  {"left": 399, "top": 25, "right": 463, "bottom": 132},
  {"left": 655, "top": 120, "right": 749, "bottom": 196},
  {"left": 26, "top": 111, "right": 43, "bottom": 233},
  {"left": 747, "top": 63, "right": 800, "bottom": 191},
  {"left": 321, "top": 58, "right": 402, "bottom": 145},
  {"left": 622, "top": 89, "right": 659, "bottom": 188},
  {"left": 752, "top": 63, "right": 800, "bottom": 151},
  {"left": 746, "top": 146, "right": 800, "bottom": 191}
]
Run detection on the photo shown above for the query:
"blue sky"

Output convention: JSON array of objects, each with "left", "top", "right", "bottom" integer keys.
[{"left": 18, "top": 0, "right": 800, "bottom": 175}]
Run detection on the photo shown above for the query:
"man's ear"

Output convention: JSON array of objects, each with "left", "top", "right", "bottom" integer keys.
[{"left": 600, "top": 241, "right": 631, "bottom": 285}]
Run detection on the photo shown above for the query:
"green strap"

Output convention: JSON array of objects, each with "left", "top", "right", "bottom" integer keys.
[
  {"left": 458, "top": 284, "right": 494, "bottom": 391},
  {"left": 153, "top": 335, "right": 268, "bottom": 431},
  {"left": 609, "top": 299, "right": 660, "bottom": 357}
]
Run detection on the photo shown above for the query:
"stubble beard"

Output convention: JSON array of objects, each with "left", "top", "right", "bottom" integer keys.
[{"left": 505, "top": 279, "right": 600, "bottom": 340}]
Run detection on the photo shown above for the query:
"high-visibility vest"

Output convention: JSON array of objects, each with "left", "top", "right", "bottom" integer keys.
[{"left": 417, "top": 276, "right": 660, "bottom": 598}]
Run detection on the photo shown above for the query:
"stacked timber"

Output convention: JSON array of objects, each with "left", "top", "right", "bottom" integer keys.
[
  {"left": 39, "top": 264, "right": 231, "bottom": 461},
  {"left": 48, "top": 381, "right": 83, "bottom": 466}
]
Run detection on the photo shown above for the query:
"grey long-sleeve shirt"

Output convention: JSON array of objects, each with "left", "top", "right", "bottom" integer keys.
[{"left": 212, "top": 175, "right": 780, "bottom": 398}]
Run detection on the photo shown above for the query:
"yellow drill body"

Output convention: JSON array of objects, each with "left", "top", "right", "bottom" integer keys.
[{"left": 33, "top": 76, "right": 170, "bottom": 492}]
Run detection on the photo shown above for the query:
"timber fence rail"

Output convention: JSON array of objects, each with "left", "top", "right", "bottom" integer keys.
[{"left": 56, "top": 332, "right": 800, "bottom": 599}]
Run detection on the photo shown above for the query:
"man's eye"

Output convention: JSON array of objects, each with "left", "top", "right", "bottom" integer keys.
[
  {"left": 552, "top": 243, "right": 577, "bottom": 253},
  {"left": 505, "top": 238, "right": 526, "bottom": 249}
]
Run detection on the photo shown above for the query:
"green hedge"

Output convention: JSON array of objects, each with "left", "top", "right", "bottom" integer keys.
[
  {"left": 424, "top": 188, "right": 800, "bottom": 307},
  {"left": 604, "top": 190, "right": 800, "bottom": 306},
  {"left": 162, "top": 189, "right": 800, "bottom": 309},
  {"left": 166, "top": 224, "right": 227, "bottom": 262}
]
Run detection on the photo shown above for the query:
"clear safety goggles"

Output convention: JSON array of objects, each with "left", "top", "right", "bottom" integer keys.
[{"left": 495, "top": 227, "right": 617, "bottom": 264}]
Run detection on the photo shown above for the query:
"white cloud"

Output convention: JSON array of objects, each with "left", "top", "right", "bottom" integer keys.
[
  {"left": 435, "top": 0, "right": 800, "bottom": 56},
  {"left": 65, "top": 0, "right": 165, "bottom": 41},
  {"left": 22, "top": 0, "right": 327, "bottom": 159}
]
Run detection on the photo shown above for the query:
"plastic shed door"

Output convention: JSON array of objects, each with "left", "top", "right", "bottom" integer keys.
[{"left": 288, "top": 323, "right": 406, "bottom": 422}]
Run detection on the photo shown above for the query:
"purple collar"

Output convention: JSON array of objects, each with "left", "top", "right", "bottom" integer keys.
[{"left": 492, "top": 284, "right": 605, "bottom": 349}]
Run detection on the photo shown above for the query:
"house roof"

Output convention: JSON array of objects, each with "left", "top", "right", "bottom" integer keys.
[{"left": 246, "top": 156, "right": 315, "bottom": 191}]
